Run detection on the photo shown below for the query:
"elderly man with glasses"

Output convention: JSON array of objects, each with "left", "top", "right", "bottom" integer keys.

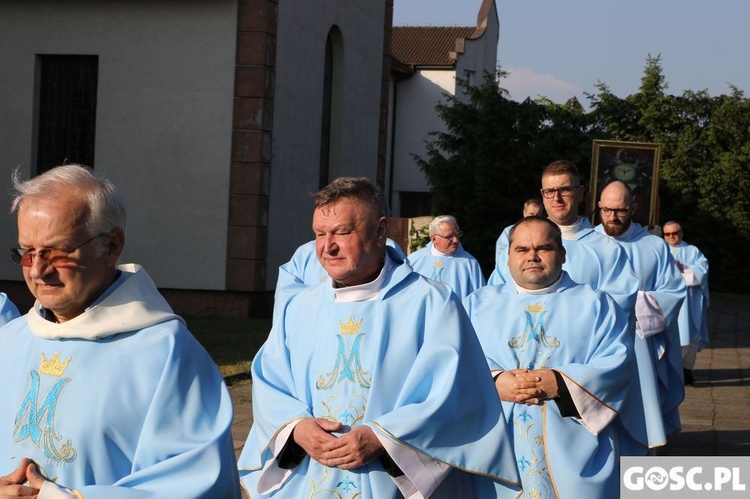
[
  {"left": 0, "top": 165, "right": 240, "bottom": 497},
  {"left": 663, "top": 221, "right": 710, "bottom": 386},
  {"left": 406, "top": 215, "right": 485, "bottom": 300},
  {"left": 594, "top": 180, "right": 687, "bottom": 452}
]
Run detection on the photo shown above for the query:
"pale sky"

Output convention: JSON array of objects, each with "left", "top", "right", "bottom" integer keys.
[{"left": 394, "top": 0, "right": 749, "bottom": 105}]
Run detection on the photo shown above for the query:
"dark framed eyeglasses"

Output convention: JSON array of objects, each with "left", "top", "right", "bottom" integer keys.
[
  {"left": 435, "top": 231, "right": 462, "bottom": 240},
  {"left": 599, "top": 206, "right": 631, "bottom": 216},
  {"left": 9, "top": 233, "right": 105, "bottom": 267},
  {"left": 540, "top": 185, "right": 580, "bottom": 199},
  {"left": 663, "top": 231, "right": 681, "bottom": 237}
]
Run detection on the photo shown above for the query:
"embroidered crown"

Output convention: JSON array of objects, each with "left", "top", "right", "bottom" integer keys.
[
  {"left": 339, "top": 318, "right": 363, "bottom": 335},
  {"left": 40, "top": 352, "right": 72, "bottom": 377},
  {"left": 526, "top": 303, "right": 545, "bottom": 313}
]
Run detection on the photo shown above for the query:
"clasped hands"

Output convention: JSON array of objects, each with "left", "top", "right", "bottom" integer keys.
[
  {"left": 292, "top": 418, "right": 385, "bottom": 470},
  {"left": 0, "top": 458, "right": 47, "bottom": 498},
  {"left": 495, "top": 368, "right": 559, "bottom": 405}
]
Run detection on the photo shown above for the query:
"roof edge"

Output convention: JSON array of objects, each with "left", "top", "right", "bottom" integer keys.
[{"left": 452, "top": 0, "right": 496, "bottom": 59}]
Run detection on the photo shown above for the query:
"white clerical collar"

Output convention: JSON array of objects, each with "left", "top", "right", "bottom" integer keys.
[
  {"left": 557, "top": 217, "right": 585, "bottom": 240},
  {"left": 331, "top": 255, "right": 391, "bottom": 303},
  {"left": 514, "top": 273, "right": 564, "bottom": 294},
  {"left": 430, "top": 244, "right": 455, "bottom": 257}
]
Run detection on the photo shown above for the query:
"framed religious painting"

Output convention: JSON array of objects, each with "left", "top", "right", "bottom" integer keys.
[{"left": 588, "top": 140, "right": 662, "bottom": 226}]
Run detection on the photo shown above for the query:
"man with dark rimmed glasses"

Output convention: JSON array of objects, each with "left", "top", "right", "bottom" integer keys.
[
  {"left": 0, "top": 164, "right": 240, "bottom": 497},
  {"left": 594, "top": 180, "right": 686, "bottom": 452}
]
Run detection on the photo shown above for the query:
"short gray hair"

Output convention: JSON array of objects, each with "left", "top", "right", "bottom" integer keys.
[
  {"left": 429, "top": 215, "right": 458, "bottom": 237},
  {"left": 11, "top": 165, "right": 127, "bottom": 245}
]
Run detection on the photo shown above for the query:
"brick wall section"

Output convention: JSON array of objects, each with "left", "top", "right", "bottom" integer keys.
[
  {"left": 227, "top": 0, "right": 277, "bottom": 293},
  {"left": 377, "top": 0, "right": 394, "bottom": 188}
]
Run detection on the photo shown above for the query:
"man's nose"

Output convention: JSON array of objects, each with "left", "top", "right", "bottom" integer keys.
[
  {"left": 322, "top": 235, "right": 338, "bottom": 254},
  {"left": 28, "top": 254, "right": 54, "bottom": 279}
]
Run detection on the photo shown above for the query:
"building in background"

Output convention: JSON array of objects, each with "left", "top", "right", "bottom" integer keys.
[
  {"left": 387, "top": 0, "right": 498, "bottom": 217},
  {"left": 0, "top": 0, "right": 392, "bottom": 315},
  {"left": 0, "top": 0, "right": 496, "bottom": 316}
]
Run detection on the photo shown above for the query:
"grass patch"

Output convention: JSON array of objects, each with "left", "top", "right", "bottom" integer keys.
[{"left": 187, "top": 316, "right": 271, "bottom": 378}]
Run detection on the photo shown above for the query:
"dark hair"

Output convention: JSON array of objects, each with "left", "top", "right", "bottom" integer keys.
[
  {"left": 314, "top": 177, "right": 389, "bottom": 218},
  {"left": 508, "top": 215, "right": 563, "bottom": 250}
]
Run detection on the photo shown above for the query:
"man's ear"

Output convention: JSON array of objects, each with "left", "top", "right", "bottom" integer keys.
[
  {"left": 376, "top": 216, "right": 388, "bottom": 246},
  {"left": 104, "top": 228, "right": 126, "bottom": 266}
]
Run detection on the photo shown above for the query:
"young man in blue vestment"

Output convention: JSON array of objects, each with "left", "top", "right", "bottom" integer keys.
[
  {"left": 663, "top": 221, "right": 710, "bottom": 386},
  {"left": 239, "top": 177, "right": 520, "bottom": 498},
  {"left": 595, "top": 181, "right": 686, "bottom": 449},
  {"left": 465, "top": 216, "right": 645, "bottom": 499},
  {"left": 0, "top": 165, "right": 240, "bottom": 498},
  {"left": 406, "top": 215, "right": 485, "bottom": 300},
  {"left": 488, "top": 161, "right": 639, "bottom": 323}
]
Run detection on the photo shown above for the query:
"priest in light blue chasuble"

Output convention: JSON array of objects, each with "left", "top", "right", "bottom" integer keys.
[
  {"left": 239, "top": 177, "right": 521, "bottom": 498},
  {"left": 406, "top": 215, "right": 485, "bottom": 300},
  {"left": 0, "top": 166, "right": 239, "bottom": 498},
  {"left": 663, "top": 220, "right": 709, "bottom": 385},
  {"left": 595, "top": 181, "right": 686, "bottom": 448},
  {"left": 465, "top": 216, "right": 646, "bottom": 499}
]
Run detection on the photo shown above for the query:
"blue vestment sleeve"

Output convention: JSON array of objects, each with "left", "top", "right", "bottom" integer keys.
[
  {"left": 0, "top": 293, "right": 20, "bottom": 327},
  {"left": 70, "top": 328, "right": 240, "bottom": 499}
]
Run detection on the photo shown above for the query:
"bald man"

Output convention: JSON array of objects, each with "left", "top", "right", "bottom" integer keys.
[{"left": 595, "top": 180, "right": 687, "bottom": 450}]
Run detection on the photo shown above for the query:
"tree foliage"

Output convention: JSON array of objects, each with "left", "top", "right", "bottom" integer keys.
[{"left": 417, "top": 58, "right": 750, "bottom": 292}]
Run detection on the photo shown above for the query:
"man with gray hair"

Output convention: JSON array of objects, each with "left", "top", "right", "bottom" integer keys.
[
  {"left": 239, "top": 177, "right": 519, "bottom": 498},
  {"left": 407, "top": 215, "right": 485, "bottom": 299},
  {"left": 0, "top": 164, "right": 240, "bottom": 497}
]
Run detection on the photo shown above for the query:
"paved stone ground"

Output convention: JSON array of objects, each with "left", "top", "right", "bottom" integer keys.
[
  {"left": 228, "top": 292, "right": 750, "bottom": 461},
  {"left": 663, "top": 293, "right": 750, "bottom": 456}
]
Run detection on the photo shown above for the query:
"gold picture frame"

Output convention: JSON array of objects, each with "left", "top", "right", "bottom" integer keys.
[{"left": 588, "top": 140, "right": 662, "bottom": 226}]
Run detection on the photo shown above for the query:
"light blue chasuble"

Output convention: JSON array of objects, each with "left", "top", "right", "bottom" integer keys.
[
  {"left": 406, "top": 242, "right": 485, "bottom": 300},
  {"left": 464, "top": 273, "right": 644, "bottom": 499},
  {"left": 595, "top": 222, "right": 687, "bottom": 445},
  {"left": 0, "top": 265, "right": 239, "bottom": 498},
  {"left": 494, "top": 224, "right": 513, "bottom": 270},
  {"left": 669, "top": 241, "right": 710, "bottom": 349},
  {"left": 240, "top": 248, "right": 520, "bottom": 498},
  {"left": 0, "top": 293, "right": 20, "bottom": 326}
]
